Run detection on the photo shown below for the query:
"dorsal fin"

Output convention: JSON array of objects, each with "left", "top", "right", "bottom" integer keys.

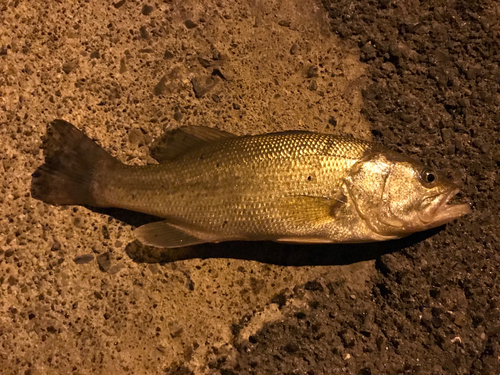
[{"left": 150, "top": 126, "right": 237, "bottom": 162}]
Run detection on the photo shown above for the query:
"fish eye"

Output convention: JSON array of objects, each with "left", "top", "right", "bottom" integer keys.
[{"left": 421, "top": 169, "right": 438, "bottom": 187}]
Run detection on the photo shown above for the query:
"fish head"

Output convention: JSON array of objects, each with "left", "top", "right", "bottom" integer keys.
[{"left": 345, "top": 151, "right": 471, "bottom": 238}]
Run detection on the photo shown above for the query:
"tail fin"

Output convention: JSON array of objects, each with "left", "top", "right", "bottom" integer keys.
[{"left": 31, "top": 119, "right": 118, "bottom": 206}]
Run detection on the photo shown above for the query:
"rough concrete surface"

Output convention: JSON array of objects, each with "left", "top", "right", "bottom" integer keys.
[{"left": 0, "top": 0, "right": 499, "bottom": 374}]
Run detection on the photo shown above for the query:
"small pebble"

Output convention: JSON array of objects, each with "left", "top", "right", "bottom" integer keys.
[
  {"left": 97, "top": 252, "right": 111, "bottom": 272},
  {"left": 128, "top": 128, "right": 144, "bottom": 146},
  {"left": 453, "top": 313, "right": 467, "bottom": 327},
  {"left": 169, "top": 322, "right": 184, "bottom": 338},
  {"left": 492, "top": 149, "right": 500, "bottom": 163},
  {"left": 73, "top": 216, "right": 85, "bottom": 228},
  {"left": 198, "top": 57, "right": 211, "bottom": 68},
  {"left": 441, "top": 128, "right": 455, "bottom": 142},
  {"left": 361, "top": 43, "right": 376, "bottom": 58},
  {"left": 74, "top": 254, "right": 94, "bottom": 264},
  {"left": 141, "top": 4, "right": 154, "bottom": 15},
  {"left": 295, "top": 312, "right": 306, "bottom": 319},
  {"left": 357, "top": 368, "right": 372, "bottom": 375},
  {"left": 340, "top": 330, "right": 356, "bottom": 347},
  {"left": 119, "top": 57, "right": 127, "bottom": 73},
  {"left": 184, "top": 20, "right": 197, "bottom": 29},
  {"left": 284, "top": 342, "right": 299, "bottom": 353},
  {"left": 164, "top": 50, "right": 174, "bottom": 59},
  {"left": 328, "top": 116, "right": 337, "bottom": 127},
  {"left": 149, "top": 264, "right": 160, "bottom": 274},
  {"left": 139, "top": 26, "right": 150, "bottom": 40},
  {"left": 191, "top": 76, "right": 220, "bottom": 98},
  {"left": 308, "top": 80, "right": 318, "bottom": 91},
  {"left": 173, "top": 111, "right": 183, "bottom": 121},
  {"left": 154, "top": 76, "right": 168, "bottom": 96},
  {"left": 290, "top": 43, "right": 298, "bottom": 55},
  {"left": 113, "top": 0, "right": 125, "bottom": 9},
  {"left": 211, "top": 67, "right": 227, "bottom": 80},
  {"left": 306, "top": 65, "right": 318, "bottom": 78},
  {"left": 62, "top": 60, "right": 78, "bottom": 74},
  {"left": 108, "top": 264, "right": 124, "bottom": 274},
  {"left": 432, "top": 317, "right": 443, "bottom": 328}
]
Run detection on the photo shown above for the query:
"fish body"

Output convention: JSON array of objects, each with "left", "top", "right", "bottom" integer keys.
[{"left": 32, "top": 120, "right": 470, "bottom": 248}]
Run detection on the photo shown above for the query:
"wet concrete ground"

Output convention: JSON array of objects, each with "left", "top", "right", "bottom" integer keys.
[{"left": 1, "top": 0, "right": 499, "bottom": 374}]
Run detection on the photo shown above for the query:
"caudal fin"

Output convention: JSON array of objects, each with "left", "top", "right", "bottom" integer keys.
[{"left": 31, "top": 120, "right": 118, "bottom": 206}]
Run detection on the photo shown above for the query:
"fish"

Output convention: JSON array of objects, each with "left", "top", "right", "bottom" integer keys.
[{"left": 31, "top": 119, "right": 471, "bottom": 248}]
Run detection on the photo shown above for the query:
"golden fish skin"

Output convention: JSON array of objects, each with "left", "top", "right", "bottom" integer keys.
[{"left": 32, "top": 120, "right": 470, "bottom": 248}]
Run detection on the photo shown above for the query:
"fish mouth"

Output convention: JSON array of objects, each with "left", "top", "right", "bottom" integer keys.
[{"left": 419, "top": 188, "right": 471, "bottom": 229}]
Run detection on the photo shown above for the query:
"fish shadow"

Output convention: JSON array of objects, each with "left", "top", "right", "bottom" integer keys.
[
  {"left": 91, "top": 206, "right": 441, "bottom": 266},
  {"left": 92, "top": 207, "right": 161, "bottom": 228}
]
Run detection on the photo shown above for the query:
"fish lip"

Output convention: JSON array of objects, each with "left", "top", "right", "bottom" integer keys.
[{"left": 419, "top": 188, "right": 471, "bottom": 228}]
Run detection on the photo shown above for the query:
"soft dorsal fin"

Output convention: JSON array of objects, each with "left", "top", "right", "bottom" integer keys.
[{"left": 150, "top": 126, "right": 236, "bottom": 162}]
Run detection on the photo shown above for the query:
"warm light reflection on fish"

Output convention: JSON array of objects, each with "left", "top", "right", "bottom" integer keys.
[{"left": 32, "top": 120, "right": 470, "bottom": 248}]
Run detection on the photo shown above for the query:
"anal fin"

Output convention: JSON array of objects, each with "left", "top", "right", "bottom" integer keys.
[{"left": 133, "top": 221, "right": 210, "bottom": 248}]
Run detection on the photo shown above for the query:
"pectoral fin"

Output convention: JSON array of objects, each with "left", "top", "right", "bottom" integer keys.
[
  {"left": 278, "top": 194, "right": 348, "bottom": 225},
  {"left": 133, "top": 221, "right": 211, "bottom": 248},
  {"left": 265, "top": 196, "right": 347, "bottom": 244}
]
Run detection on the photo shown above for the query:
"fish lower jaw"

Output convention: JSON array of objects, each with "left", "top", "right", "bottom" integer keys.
[
  {"left": 418, "top": 203, "right": 471, "bottom": 230},
  {"left": 433, "top": 202, "right": 471, "bottom": 224},
  {"left": 419, "top": 187, "right": 470, "bottom": 227}
]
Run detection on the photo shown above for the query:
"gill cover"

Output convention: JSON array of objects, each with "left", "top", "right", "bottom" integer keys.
[
  {"left": 344, "top": 149, "right": 437, "bottom": 237},
  {"left": 344, "top": 153, "right": 404, "bottom": 236},
  {"left": 344, "top": 150, "right": 469, "bottom": 238}
]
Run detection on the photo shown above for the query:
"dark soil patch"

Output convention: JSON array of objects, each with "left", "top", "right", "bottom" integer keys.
[{"left": 227, "top": 1, "right": 500, "bottom": 374}]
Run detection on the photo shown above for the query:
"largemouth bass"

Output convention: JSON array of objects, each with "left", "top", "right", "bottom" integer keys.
[{"left": 32, "top": 120, "right": 470, "bottom": 248}]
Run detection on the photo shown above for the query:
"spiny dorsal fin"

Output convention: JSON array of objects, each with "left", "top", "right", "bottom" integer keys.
[{"left": 150, "top": 126, "right": 236, "bottom": 162}]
